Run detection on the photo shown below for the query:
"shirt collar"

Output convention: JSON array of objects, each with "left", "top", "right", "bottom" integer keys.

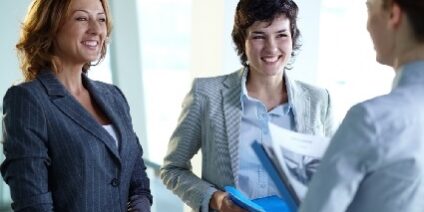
[
  {"left": 240, "top": 67, "right": 292, "bottom": 114},
  {"left": 241, "top": 68, "right": 249, "bottom": 99},
  {"left": 392, "top": 67, "right": 404, "bottom": 90},
  {"left": 392, "top": 60, "right": 424, "bottom": 90}
]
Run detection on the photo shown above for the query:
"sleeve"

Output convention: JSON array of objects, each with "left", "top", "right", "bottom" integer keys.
[
  {"left": 128, "top": 137, "right": 153, "bottom": 212},
  {"left": 112, "top": 85, "right": 152, "bottom": 211},
  {"left": 299, "top": 104, "right": 382, "bottom": 212},
  {"left": 159, "top": 79, "right": 218, "bottom": 211},
  {"left": 0, "top": 86, "right": 54, "bottom": 212}
]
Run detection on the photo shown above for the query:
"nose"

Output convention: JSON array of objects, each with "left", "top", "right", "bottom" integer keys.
[
  {"left": 265, "top": 37, "right": 278, "bottom": 54},
  {"left": 87, "top": 19, "right": 101, "bottom": 35}
]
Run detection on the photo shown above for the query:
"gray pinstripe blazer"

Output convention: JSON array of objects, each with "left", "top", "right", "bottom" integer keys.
[
  {"left": 160, "top": 68, "right": 335, "bottom": 212},
  {"left": 1, "top": 70, "right": 152, "bottom": 212}
]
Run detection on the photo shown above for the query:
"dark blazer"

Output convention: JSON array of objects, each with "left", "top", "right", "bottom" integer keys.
[{"left": 1, "top": 70, "right": 152, "bottom": 212}]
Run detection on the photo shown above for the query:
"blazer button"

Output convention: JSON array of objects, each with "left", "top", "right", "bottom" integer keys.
[{"left": 111, "top": 178, "right": 120, "bottom": 187}]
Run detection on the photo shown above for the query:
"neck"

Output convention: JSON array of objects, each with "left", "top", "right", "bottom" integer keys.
[
  {"left": 393, "top": 44, "right": 424, "bottom": 71},
  {"left": 55, "top": 64, "right": 85, "bottom": 95},
  {"left": 246, "top": 70, "right": 288, "bottom": 110},
  {"left": 246, "top": 70, "right": 285, "bottom": 96}
]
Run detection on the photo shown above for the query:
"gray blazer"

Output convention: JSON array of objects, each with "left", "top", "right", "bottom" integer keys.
[
  {"left": 160, "top": 69, "right": 335, "bottom": 211},
  {"left": 1, "top": 70, "right": 152, "bottom": 212}
]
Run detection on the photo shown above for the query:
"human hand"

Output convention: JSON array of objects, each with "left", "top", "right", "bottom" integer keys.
[{"left": 209, "top": 190, "right": 247, "bottom": 212}]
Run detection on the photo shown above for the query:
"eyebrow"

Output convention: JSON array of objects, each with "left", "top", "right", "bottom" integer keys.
[
  {"left": 251, "top": 29, "right": 288, "bottom": 34},
  {"left": 72, "top": 9, "right": 105, "bottom": 15}
]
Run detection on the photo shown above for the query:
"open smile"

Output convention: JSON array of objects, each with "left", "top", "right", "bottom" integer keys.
[
  {"left": 261, "top": 55, "right": 281, "bottom": 63},
  {"left": 82, "top": 40, "right": 100, "bottom": 49}
]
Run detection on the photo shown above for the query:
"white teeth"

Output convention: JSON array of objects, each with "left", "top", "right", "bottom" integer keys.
[
  {"left": 263, "top": 56, "right": 279, "bottom": 63},
  {"left": 83, "top": 41, "right": 98, "bottom": 47}
]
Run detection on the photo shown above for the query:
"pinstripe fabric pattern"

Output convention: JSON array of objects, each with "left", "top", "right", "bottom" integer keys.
[
  {"left": 160, "top": 68, "right": 336, "bottom": 211},
  {"left": 1, "top": 70, "right": 152, "bottom": 212}
]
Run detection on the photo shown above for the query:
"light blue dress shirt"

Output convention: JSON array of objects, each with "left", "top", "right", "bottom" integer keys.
[
  {"left": 237, "top": 71, "right": 306, "bottom": 199},
  {"left": 300, "top": 61, "right": 424, "bottom": 212}
]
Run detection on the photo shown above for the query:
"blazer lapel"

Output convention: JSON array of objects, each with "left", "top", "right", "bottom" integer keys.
[
  {"left": 285, "top": 71, "right": 310, "bottom": 133},
  {"left": 83, "top": 75, "right": 131, "bottom": 157},
  {"left": 37, "top": 71, "right": 121, "bottom": 162},
  {"left": 222, "top": 69, "right": 244, "bottom": 185}
]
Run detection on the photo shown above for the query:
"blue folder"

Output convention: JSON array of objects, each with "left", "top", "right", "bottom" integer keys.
[
  {"left": 225, "top": 186, "right": 289, "bottom": 212},
  {"left": 251, "top": 141, "right": 299, "bottom": 212}
]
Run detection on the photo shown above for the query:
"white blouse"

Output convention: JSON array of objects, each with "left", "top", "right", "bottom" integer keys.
[{"left": 103, "top": 124, "right": 118, "bottom": 147}]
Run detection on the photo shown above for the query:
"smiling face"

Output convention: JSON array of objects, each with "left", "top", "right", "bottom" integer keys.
[
  {"left": 244, "top": 14, "right": 293, "bottom": 77},
  {"left": 54, "top": 0, "right": 107, "bottom": 68}
]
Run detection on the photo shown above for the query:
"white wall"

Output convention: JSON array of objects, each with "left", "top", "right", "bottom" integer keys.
[{"left": 294, "top": 0, "right": 322, "bottom": 84}]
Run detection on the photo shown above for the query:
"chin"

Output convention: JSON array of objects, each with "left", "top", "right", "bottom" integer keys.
[
  {"left": 376, "top": 55, "right": 393, "bottom": 67},
  {"left": 86, "top": 55, "right": 101, "bottom": 62}
]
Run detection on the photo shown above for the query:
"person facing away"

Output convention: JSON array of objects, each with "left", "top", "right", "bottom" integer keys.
[
  {"left": 0, "top": 0, "right": 152, "bottom": 211},
  {"left": 160, "top": 0, "right": 335, "bottom": 211},
  {"left": 299, "top": 0, "right": 424, "bottom": 211}
]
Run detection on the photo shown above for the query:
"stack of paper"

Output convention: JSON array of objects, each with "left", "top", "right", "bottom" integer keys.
[{"left": 251, "top": 123, "right": 331, "bottom": 211}]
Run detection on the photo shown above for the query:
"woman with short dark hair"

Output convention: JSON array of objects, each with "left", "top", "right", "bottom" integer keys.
[{"left": 160, "top": 0, "right": 335, "bottom": 211}]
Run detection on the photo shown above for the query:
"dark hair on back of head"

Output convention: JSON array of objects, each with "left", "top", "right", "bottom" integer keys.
[{"left": 383, "top": 0, "right": 424, "bottom": 42}]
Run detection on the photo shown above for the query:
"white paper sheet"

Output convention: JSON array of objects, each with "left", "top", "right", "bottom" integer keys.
[
  {"left": 267, "top": 123, "right": 330, "bottom": 158},
  {"left": 262, "top": 123, "right": 331, "bottom": 199}
]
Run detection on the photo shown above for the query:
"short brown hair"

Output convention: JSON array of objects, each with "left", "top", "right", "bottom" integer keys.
[{"left": 16, "top": 0, "right": 113, "bottom": 81}]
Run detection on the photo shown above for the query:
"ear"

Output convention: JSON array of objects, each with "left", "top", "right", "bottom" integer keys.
[{"left": 387, "top": 3, "right": 402, "bottom": 29}]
